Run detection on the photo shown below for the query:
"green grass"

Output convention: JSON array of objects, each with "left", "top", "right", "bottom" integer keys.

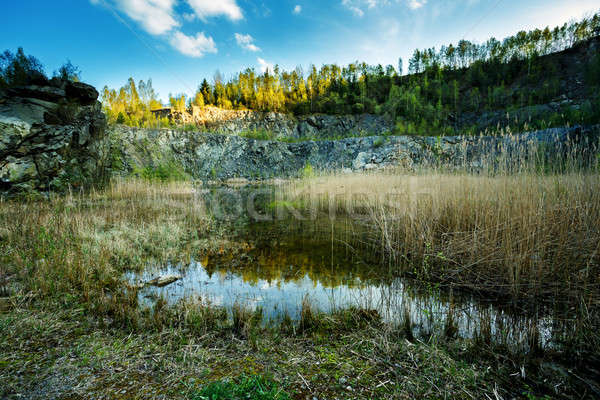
[{"left": 190, "top": 375, "right": 290, "bottom": 400}]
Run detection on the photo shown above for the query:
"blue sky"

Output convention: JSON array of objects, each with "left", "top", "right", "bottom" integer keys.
[{"left": 1, "top": 0, "right": 598, "bottom": 103}]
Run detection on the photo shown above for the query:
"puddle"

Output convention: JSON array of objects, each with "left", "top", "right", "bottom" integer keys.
[{"left": 128, "top": 185, "right": 577, "bottom": 352}]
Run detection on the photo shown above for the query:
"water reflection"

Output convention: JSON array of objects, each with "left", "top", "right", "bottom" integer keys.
[{"left": 130, "top": 218, "right": 572, "bottom": 352}]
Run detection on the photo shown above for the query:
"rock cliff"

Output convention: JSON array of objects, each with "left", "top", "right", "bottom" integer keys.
[
  {"left": 0, "top": 78, "right": 108, "bottom": 193},
  {"left": 162, "top": 106, "right": 394, "bottom": 139},
  {"left": 111, "top": 125, "right": 599, "bottom": 181}
]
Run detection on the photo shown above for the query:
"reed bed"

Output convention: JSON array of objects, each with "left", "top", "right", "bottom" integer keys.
[{"left": 280, "top": 169, "right": 600, "bottom": 302}]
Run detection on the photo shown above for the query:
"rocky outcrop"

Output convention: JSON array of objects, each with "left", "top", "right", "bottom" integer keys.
[
  {"left": 0, "top": 78, "right": 108, "bottom": 193},
  {"left": 165, "top": 106, "right": 393, "bottom": 139},
  {"left": 111, "top": 125, "right": 599, "bottom": 181}
]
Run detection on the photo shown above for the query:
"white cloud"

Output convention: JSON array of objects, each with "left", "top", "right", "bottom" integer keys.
[
  {"left": 407, "top": 0, "right": 426, "bottom": 9},
  {"left": 90, "top": 0, "right": 238, "bottom": 58},
  {"left": 257, "top": 57, "right": 273, "bottom": 73},
  {"left": 235, "top": 33, "right": 261, "bottom": 52},
  {"left": 341, "top": 0, "right": 365, "bottom": 17},
  {"left": 349, "top": 6, "right": 365, "bottom": 16},
  {"left": 112, "top": 0, "right": 179, "bottom": 35},
  {"left": 342, "top": 0, "right": 428, "bottom": 16},
  {"left": 169, "top": 31, "right": 217, "bottom": 57},
  {"left": 186, "top": 0, "right": 243, "bottom": 21},
  {"left": 293, "top": 5, "right": 302, "bottom": 14}
]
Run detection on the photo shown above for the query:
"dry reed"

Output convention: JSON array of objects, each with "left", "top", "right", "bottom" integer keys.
[{"left": 280, "top": 166, "right": 600, "bottom": 302}]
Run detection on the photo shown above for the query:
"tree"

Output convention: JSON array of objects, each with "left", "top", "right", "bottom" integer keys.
[
  {"left": 200, "top": 79, "right": 212, "bottom": 105},
  {"left": 0, "top": 47, "right": 46, "bottom": 88},
  {"left": 54, "top": 60, "right": 80, "bottom": 81}
]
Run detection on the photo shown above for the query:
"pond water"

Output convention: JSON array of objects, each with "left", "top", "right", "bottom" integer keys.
[{"left": 129, "top": 185, "right": 575, "bottom": 351}]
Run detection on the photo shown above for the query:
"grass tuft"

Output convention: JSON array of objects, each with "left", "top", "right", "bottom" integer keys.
[{"left": 190, "top": 375, "right": 290, "bottom": 400}]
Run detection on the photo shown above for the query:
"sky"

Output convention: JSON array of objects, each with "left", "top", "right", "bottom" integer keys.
[{"left": 1, "top": 0, "right": 598, "bottom": 103}]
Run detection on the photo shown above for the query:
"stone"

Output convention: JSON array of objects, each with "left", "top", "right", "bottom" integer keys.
[
  {"left": 147, "top": 275, "right": 182, "bottom": 287},
  {"left": 65, "top": 81, "right": 99, "bottom": 106},
  {"left": 352, "top": 152, "right": 369, "bottom": 170},
  {"left": 110, "top": 124, "right": 599, "bottom": 182},
  {"left": 0, "top": 77, "right": 108, "bottom": 194},
  {"left": 147, "top": 105, "right": 393, "bottom": 140}
]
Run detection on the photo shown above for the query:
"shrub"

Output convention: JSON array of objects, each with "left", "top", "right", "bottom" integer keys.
[
  {"left": 135, "top": 161, "right": 188, "bottom": 182},
  {"left": 239, "top": 129, "right": 275, "bottom": 141},
  {"left": 301, "top": 162, "right": 315, "bottom": 178}
]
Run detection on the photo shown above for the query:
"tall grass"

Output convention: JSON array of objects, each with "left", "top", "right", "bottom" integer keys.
[
  {"left": 279, "top": 141, "right": 600, "bottom": 303},
  {"left": 0, "top": 179, "right": 211, "bottom": 327}
]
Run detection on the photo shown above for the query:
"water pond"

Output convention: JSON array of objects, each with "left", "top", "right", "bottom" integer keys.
[{"left": 129, "top": 185, "right": 576, "bottom": 352}]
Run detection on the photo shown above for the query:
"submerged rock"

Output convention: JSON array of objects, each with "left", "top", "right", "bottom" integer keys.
[{"left": 146, "top": 275, "right": 182, "bottom": 287}]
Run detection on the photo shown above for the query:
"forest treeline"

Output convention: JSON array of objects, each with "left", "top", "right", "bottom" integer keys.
[
  {"left": 0, "top": 48, "right": 80, "bottom": 87},
  {"left": 100, "top": 12, "right": 600, "bottom": 135},
  {"left": 4, "top": 13, "right": 598, "bottom": 136}
]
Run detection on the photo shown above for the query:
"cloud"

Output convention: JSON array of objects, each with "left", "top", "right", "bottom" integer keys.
[
  {"left": 293, "top": 5, "right": 302, "bottom": 14},
  {"left": 169, "top": 31, "right": 217, "bottom": 57},
  {"left": 90, "top": 0, "right": 240, "bottom": 58},
  {"left": 341, "top": 0, "right": 365, "bottom": 17},
  {"left": 235, "top": 33, "right": 261, "bottom": 52},
  {"left": 407, "top": 0, "right": 427, "bottom": 9},
  {"left": 257, "top": 57, "right": 273, "bottom": 73},
  {"left": 110, "top": 0, "right": 179, "bottom": 35},
  {"left": 186, "top": 0, "right": 243, "bottom": 21},
  {"left": 349, "top": 6, "right": 365, "bottom": 16},
  {"left": 341, "top": 0, "right": 428, "bottom": 16}
]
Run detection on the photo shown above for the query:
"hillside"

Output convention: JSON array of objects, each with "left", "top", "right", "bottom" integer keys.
[{"left": 99, "top": 13, "right": 600, "bottom": 138}]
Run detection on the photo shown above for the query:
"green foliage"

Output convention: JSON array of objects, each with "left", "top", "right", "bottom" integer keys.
[
  {"left": 0, "top": 47, "right": 45, "bottom": 88},
  {"left": 134, "top": 161, "right": 188, "bottom": 182},
  {"left": 53, "top": 60, "right": 80, "bottom": 82},
  {"left": 373, "top": 137, "right": 385, "bottom": 147},
  {"left": 101, "top": 78, "right": 165, "bottom": 128},
  {"left": 585, "top": 51, "right": 600, "bottom": 87},
  {"left": 301, "top": 162, "right": 315, "bottom": 178},
  {"left": 190, "top": 375, "right": 290, "bottom": 400},
  {"left": 0, "top": 49, "right": 82, "bottom": 88}
]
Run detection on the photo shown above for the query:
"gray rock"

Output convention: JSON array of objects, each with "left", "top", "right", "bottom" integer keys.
[
  {"left": 157, "top": 106, "right": 393, "bottom": 139},
  {"left": 110, "top": 124, "right": 599, "bottom": 182},
  {"left": 352, "top": 152, "right": 370, "bottom": 170},
  {"left": 147, "top": 275, "right": 182, "bottom": 287},
  {"left": 0, "top": 78, "right": 108, "bottom": 194}
]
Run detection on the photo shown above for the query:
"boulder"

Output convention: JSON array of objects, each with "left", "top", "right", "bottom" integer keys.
[
  {"left": 65, "top": 81, "right": 99, "bottom": 106},
  {"left": 0, "top": 77, "right": 108, "bottom": 194},
  {"left": 352, "top": 152, "right": 370, "bottom": 170}
]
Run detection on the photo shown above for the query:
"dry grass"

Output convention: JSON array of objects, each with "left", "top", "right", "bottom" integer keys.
[
  {"left": 281, "top": 170, "right": 600, "bottom": 301},
  {"left": 0, "top": 179, "right": 215, "bottom": 327}
]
